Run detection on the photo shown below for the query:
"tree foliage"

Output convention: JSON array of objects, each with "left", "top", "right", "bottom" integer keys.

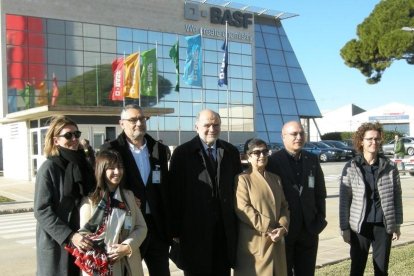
[{"left": 340, "top": 0, "right": 414, "bottom": 84}]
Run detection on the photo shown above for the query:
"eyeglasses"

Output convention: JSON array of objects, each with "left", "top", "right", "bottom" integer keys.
[
  {"left": 123, "top": 117, "right": 149, "bottom": 124},
  {"left": 287, "top": 132, "right": 305, "bottom": 137},
  {"left": 249, "top": 149, "right": 270, "bottom": 157},
  {"left": 363, "top": 137, "right": 381, "bottom": 143},
  {"left": 57, "top": 131, "right": 82, "bottom": 140}
]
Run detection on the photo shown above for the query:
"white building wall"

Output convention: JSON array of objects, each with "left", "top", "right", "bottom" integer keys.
[
  {"left": 310, "top": 102, "right": 414, "bottom": 141},
  {"left": 3, "top": 121, "right": 30, "bottom": 180}
]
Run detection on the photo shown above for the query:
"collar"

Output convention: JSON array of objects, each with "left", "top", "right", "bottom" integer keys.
[
  {"left": 201, "top": 140, "right": 217, "bottom": 151},
  {"left": 284, "top": 148, "right": 302, "bottom": 161},
  {"left": 127, "top": 138, "right": 147, "bottom": 151}
]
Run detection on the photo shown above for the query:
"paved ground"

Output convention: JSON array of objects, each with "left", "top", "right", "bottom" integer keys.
[{"left": 1, "top": 165, "right": 413, "bottom": 274}]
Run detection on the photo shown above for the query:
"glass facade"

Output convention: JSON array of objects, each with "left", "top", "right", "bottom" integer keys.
[
  {"left": 5, "top": 13, "right": 321, "bottom": 141},
  {"left": 5, "top": 14, "right": 254, "bottom": 132},
  {"left": 254, "top": 19, "right": 321, "bottom": 143}
]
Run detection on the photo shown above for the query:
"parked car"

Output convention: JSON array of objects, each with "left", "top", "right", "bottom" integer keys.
[
  {"left": 303, "top": 142, "right": 345, "bottom": 162},
  {"left": 268, "top": 142, "right": 284, "bottom": 155},
  {"left": 321, "top": 140, "right": 356, "bottom": 159},
  {"left": 382, "top": 137, "right": 414, "bottom": 156}
]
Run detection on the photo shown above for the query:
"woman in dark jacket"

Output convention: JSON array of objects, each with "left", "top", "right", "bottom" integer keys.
[
  {"left": 34, "top": 115, "right": 96, "bottom": 276},
  {"left": 339, "top": 122, "right": 403, "bottom": 276}
]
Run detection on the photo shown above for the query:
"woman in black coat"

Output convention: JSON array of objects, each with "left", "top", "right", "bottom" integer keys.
[{"left": 34, "top": 115, "right": 95, "bottom": 276}]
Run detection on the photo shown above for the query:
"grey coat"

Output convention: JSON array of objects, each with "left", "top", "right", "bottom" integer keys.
[
  {"left": 339, "top": 155, "right": 403, "bottom": 234},
  {"left": 34, "top": 160, "right": 80, "bottom": 276}
]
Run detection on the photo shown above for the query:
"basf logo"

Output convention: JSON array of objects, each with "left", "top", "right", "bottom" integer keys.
[{"left": 184, "top": 2, "right": 252, "bottom": 29}]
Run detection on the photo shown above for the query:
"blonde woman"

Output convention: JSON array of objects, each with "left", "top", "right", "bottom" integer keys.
[{"left": 34, "top": 115, "right": 96, "bottom": 276}]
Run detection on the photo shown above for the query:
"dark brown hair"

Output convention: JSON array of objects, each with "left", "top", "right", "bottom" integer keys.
[
  {"left": 90, "top": 150, "right": 124, "bottom": 205},
  {"left": 244, "top": 138, "right": 268, "bottom": 154}
]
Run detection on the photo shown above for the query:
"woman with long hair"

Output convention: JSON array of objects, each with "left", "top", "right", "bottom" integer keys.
[
  {"left": 34, "top": 115, "right": 96, "bottom": 276},
  {"left": 69, "top": 149, "right": 147, "bottom": 276}
]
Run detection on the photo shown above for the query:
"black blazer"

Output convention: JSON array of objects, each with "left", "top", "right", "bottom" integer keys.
[
  {"left": 169, "top": 136, "right": 242, "bottom": 273},
  {"left": 101, "top": 132, "right": 170, "bottom": 240},
  {"left": 267, "top": 149, "right": 327, "bottom": 236}
]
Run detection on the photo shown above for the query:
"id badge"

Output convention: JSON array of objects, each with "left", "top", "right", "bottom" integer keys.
[
  {"left": 152, "top": 170, "right": 161, "bottom": 184},
  {"left": 308, "top": 175, "right": 315, "bottom": 188},
  {"left": 124, "top": 212, "right": 132, "bottom": 230}
]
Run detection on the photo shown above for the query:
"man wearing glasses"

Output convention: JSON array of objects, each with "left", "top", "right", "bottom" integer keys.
[
  {"left": 169, "top": 109, "right": 242, "bottom": 276},
  {"left": 266, "top": 121, "right": 327, "bottom": 276},
  {"left": 101, "top": 104, "right": 171, "bottom": 275}
]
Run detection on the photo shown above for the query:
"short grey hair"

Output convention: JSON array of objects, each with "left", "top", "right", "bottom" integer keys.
[
  {"left": 120, "top": 104, "right": 144, "bottom": 119},
  {"left": 195, "top": 109, "right": 221, "bottom": 124}
]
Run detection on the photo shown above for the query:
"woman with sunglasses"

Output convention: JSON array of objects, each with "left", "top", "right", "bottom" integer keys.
[
  {"left": 340, "top": 122, "right": 403, "bottom": 275},
  {"left": 34, "top": 115, "right": 96, "bottom": 276},
  {"left": 234, "top": 138, "right": 290, "bottom": 276}
]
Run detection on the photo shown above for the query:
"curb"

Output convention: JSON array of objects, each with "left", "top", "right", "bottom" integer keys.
[{"left": 0, "top": 207, "right": 34, "bottom": 215}]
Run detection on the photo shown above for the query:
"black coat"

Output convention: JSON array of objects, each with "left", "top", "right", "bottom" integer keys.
[
  {"left": 267, "top": 149, "right": 327, "bottom": 237},
  {"left": 101, "top": 132, "right": 170, "bottom": 240},
  {"left": 169, "top": 136, "right": 242, "bottom": 273}
]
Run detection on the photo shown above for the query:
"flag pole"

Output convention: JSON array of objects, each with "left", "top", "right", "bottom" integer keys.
[
  {"left": 96, "top": 58, "right": 99, "bottom": 106},
  {"left": 225, "top": 21, "right": 230, "bottom": 142},
  {"left": 176, "top": 35, "right": 181, "bottom": 145},
  {"left": 138, "top": 46, "right": 141, "bottom": 106},
  {"left": 156, "top": 41, "right": 159, "bottom": 140},
  {"left": 200, "top": 27, "right": 205, "bottom": 109},
  {"left": 123, "top": 52, "right": 126, "bottom": 107}
]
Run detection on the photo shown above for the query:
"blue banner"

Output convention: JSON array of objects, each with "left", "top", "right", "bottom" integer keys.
[
  {"left": 218, "top": 38, "right": 228, "bottom": 86},
  {"left": 183, "top": 34, "right": 202, "bottom": 87}
]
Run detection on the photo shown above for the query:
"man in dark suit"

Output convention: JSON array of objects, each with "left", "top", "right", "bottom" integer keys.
[
  {"left": 101, "top": 104, "right": 170, "bottom": 275},
  {"left": 169, "top": 109, "right": 242, "bottom": 276},
  {"left": 266, "top": 121, "right": 327, "bottom": 276}
]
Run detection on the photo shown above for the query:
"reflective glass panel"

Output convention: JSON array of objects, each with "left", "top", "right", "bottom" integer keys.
[
  {"left": 264, "top": 115, "right": 283, "bottom": 131},
  {"left": 279, "top": 99, "right": 298, "bottom": 115},
  {"left": 101, "top": 25, "right": 116, "bottom": 39},
  {"left": 275, "top": 82, "right": 294, "bottom": 98},
  {"left": 47, "top": 19, "right": 65, "bottom": 34},
  {"left": 296, "top": 100, "right": 321, "bottom": 117},
  {"left": 84, "top": 23, "right": 99, "bottom": 37},
  {"left": 271, "top": 66, "right": 290, "bottom": 82},
  {"left": 263, "top": 33, "right": 282, "bottom": 50},
  {"left": 257, "top": 80, "right": 276, "bottom": 97},
  {"left": 292, "top": 84, "right": 314, "bottom": 100},
  {"left": 267, "top": 49, "right": 285, "bottom": 66},
  {"left": 288, "top": 67, "right": 307, "bottom": 84},
  {"left": 260, "top": 97, "right": 280, "bottom": 114}
]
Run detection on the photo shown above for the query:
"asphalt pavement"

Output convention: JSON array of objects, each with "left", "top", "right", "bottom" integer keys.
[{"left": 1, "top": 163, "right": 413, "bottom": 272}]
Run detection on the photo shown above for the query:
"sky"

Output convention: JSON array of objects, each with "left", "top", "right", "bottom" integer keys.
[{"left": 235, "top": 0, "right": 414, "bottom": 113}]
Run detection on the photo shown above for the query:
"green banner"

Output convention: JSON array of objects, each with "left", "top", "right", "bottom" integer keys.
[{"left": 140, "top": 48, "right": 157, "bottom": 97}]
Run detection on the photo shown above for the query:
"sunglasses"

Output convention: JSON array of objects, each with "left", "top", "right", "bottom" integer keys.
[
  {"left": 57, "top": 131, "right": 82, "bottom": 140},
  {"left": 249, "top": 149, "right": 270, "bottom": 157}
]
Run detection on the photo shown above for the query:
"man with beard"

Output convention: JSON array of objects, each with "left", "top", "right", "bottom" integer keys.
[
  {"left": 169, "top": 109, "right": 242, "bottom": 276},
  {"left": 101, "top": 104, "right": 171, "bottom": 275}
]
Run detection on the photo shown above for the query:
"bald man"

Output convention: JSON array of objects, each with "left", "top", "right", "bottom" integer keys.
[
  {"left": 266, "top": 121, "right": 327, "bottom": 276},
  {"left": 169, "top": 109, "right": 242, "bottom": 276}
]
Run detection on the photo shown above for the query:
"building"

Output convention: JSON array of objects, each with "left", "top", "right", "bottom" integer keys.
[
  {"left": 311, "top": 102, "right": 414, "bottom": 141},
  {"left": 0, "top": 0, "right": 322, "bottom": 180}
]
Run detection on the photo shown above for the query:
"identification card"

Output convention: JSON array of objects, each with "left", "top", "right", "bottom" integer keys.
[
  {"left": 308, "top": 175, "right": 315, "bottom": 188},
  {"left": 152, "top": 170, "right": 161, "bottom": 184},
  {"left": 124, "top": 212, "right": 132, "bottom": 230}
]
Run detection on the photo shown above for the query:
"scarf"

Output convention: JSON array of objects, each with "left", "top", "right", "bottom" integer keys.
[
  {"left": 65, "top": 188, "right": 128, "bottom": 276},
  {"left": 49, "top": 147, "right": 96, "bottom": 229}
]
